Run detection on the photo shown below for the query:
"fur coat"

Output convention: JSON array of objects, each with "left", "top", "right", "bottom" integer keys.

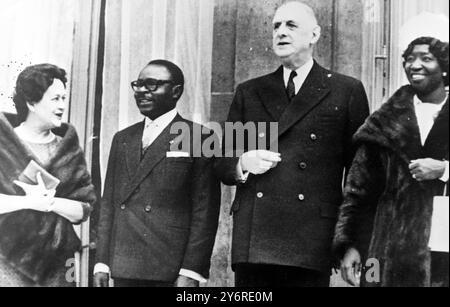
[
  {"left": 0, "top": 112, "right": 96, "bottom": 284},
  {"left": 333, "top": 86, "right": 449, "bottom": 287}
]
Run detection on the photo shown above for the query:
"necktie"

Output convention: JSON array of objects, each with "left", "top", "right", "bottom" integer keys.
[
  {"left": 287, "top": 71, "right": 297, "bottom": 101},
  {"left": 141, "top": 122, "right": 153, "bottom": 158}
]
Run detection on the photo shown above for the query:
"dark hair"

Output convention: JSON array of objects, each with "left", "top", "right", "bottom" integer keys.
[
  {"left": 13, "top": 63, "right": 67, "bottom": 123},
  {"left": 402, "top": 37, "right": 449, "bottom": 86},
  {"left": 147, "top": 59, "right": 185, "bottom": 94}
]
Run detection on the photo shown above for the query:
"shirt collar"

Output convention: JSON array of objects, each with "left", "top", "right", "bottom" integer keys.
[
  {"left": 283, "top": 58, "right": 314, "bottom": 86},
  {"left": 144, "top": 108, "right": 178, "bottom": 129},
  {"left": 414, "top": 94, "right": 448, "bottom": 109}
]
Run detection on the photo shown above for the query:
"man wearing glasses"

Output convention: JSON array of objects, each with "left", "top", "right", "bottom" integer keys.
[{"left": 94, "top": 60, "right": 221, "bottom": 287}]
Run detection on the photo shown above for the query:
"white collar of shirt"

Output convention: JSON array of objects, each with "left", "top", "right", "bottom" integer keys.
[
  {"left": 283, "top": 58, "right": 314, "bottom": 95},
  {"left": 413, "top": 94, "right": 448, "bottom": 146},
  {"left": 142, "top": 108, "right": 178, "bottom": 148}
]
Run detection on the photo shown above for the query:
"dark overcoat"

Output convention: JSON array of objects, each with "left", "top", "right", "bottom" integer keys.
[
  {"left": 333, "top": 86, "right": 449, "bottom": 287},
  {"left": 215, "top": 62, "right": 370, "bottom": 272}
]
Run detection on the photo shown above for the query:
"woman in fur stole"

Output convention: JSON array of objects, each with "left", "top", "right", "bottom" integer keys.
[
  {"left": 333, "top": 37, "right": 449, "bottom": 287},
  {"left": 0, "top": 64, "right": 96, "bottom": 286}
]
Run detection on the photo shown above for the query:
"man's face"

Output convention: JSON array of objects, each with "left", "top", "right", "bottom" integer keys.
[
  {"left": 404, "top": 44, "right": 444, "bottom": 95},
  {"left": 272, "top": 3, "right": 320, "bottom": 67},
  {"left": 134, "top": 64, "right": 179, "bottom": 120}
]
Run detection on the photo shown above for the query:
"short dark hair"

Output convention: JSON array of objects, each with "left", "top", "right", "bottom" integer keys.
[
  {"left": 403, "top": 37, "right": 449, "bottom": 86},
  {"left": 13, "top": 63, "right": 67, "bottom": 123},
  {"left": 147, "top": 59, "right": 185, "bottom": 93}
]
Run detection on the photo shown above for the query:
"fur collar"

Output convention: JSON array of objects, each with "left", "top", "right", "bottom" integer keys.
[{"left": 354, "top": 85, "right": 449, "bottom": 164}]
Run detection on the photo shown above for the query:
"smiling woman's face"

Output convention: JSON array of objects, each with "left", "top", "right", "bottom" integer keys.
[
  {"left": 29, "top": 79, "right": 67, "bottom": 129},
  {"left": 404, "top": 44, "right": 444, "bottom": 95}
]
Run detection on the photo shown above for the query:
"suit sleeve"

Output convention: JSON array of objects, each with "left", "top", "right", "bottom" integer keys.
[
  {"left": 181, "top": 132, "right": 221, "bottom": 278},
  {"left": 214, "top": 84, "right": 246, "bottom": 186},
  {"left": 344, "top": 81, "right": 370, "bottom": 173},
  {"left": 96, "top": 134, "right": 119, "bottom": 265},
  {"left": 333, "top": 143, "right": 385, "bottom": 260}
]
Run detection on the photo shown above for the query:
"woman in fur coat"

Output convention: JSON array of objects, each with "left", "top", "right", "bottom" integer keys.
[
  {"left": 0, "top": 64, "right": 96, "bottom": 286},
  {"left": 333, "top": 37, "right": 449, "bottom": 287}
]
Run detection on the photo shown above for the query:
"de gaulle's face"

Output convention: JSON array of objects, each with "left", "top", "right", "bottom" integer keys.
[
  {"left": 134, "top": 64, "right": 177, "bottom": 120},
  {"left": 404, "top": 44, "right": 444, "bottom": 95},
  {"left": 272, "top": 4, "right": 318, "bottom": 67}
]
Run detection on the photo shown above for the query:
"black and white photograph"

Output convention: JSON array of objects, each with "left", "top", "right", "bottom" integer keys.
[{"left": 0, "top": 0, "right": 448, "bottom": 293}]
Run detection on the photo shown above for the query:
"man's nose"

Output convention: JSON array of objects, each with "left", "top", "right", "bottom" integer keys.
[
  {"left": 136, "top": 85, "right": 150, "bottom": 93},
  {"left": 276, "top": 23, "right": 288, "bottom": 36}
]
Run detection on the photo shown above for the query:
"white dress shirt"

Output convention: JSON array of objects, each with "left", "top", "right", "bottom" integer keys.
[
  {"left": 283, "top": 57, "right": 315, "bottom": 96},
  {"left": 141, "top": 109, "right": 177, "bottom": 150},
  {"left": 414, "top": 94, "right": 449, "bottom": 182},
  {"left": 236, "top": 58, "right": 315, "bottom": 181},
  {"left": 95, "top": 108, "right": 207, "bottom": 283}
]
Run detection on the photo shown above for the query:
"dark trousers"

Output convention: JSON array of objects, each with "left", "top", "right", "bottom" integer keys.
[
  {"left": 114, "top": 278, "right": 173, "bottom": 287},
  {"left": 234, "top": 263, "right": 330, "bottom": 287},
  {"left": 431, "top": 252, "right": 449, "bottom": 287}
]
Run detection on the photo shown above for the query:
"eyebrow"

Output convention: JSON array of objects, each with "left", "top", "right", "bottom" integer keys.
[{"left": 273, "top": 20, "right": 298, "bottom": 26}]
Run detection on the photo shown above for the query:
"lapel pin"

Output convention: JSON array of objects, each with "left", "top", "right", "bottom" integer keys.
[{"left": 327, "top": 74, "right": 333, "bottom": 78}]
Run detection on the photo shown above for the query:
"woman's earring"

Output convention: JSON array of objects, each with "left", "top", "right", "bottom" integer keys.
[{"left": 443, "top": 72, "right": 448, "bottom": 77}]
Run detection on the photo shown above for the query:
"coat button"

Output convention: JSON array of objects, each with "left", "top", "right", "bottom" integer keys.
[
  {"left": 257, "top": 192, "right": 264, "bottom": 199},
  {"left": 120, "top": 204, "right": 126, "bottom": 210},
  {"left": 298, "top": 194, "right": 305, "bottom": 201},
  {"left": 144, "top": 205, "right": 152, "bottom": 213},
  {"left": 310, "top": 134, "right": 317, "bottom": 141},
  {"left": 299, "top": 162, "right": 307, "bottom": 170}
]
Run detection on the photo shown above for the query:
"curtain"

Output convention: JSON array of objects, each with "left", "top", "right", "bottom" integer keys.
[
  {"left": 390, "top": 0, "right": 449, "bottom": 95},
  {"left": 100, "top": 0, "right": 214, "bottom": 182},
  {"left": 0, "top": 0, "right": 78, "bottom": 114}
]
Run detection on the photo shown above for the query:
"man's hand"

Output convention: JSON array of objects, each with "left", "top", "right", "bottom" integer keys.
[
  {"left": 409, "top": 159, "right": 446, "bottom": 182},
  {"left": 175, "top": 275, "right": 200, "bottom": 287},
  {"left": 340, "top": 247, "right": 362, "bottom": 287},
  {"left": 240, "top": 150, "right": 281, "bottom": 175},
  {"left": 93, "top": 272, "right": 110, "bottom": 287}
]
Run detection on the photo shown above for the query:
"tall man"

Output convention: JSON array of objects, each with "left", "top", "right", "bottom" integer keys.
[
  {"left": 215, "top": 1, "right": 370, "bottom": 287},
  {"left": 94, "top": 60, "right": 221, "bottom": 287}
]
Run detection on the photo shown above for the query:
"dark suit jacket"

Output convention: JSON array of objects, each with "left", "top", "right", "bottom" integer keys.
[
  {"left": 96, "top": 114, "right": 221, "bottom": 282},
  {"left": 215, "top": 62, "right": 370, "bottom": 272}
]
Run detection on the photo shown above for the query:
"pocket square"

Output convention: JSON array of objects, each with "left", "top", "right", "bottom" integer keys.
[{"left": 166, "top": 151, "right": 190, "bottom": 158}]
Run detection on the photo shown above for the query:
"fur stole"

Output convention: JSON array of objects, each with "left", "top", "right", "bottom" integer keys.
[{"left": 0, "top": 112, "right": 96, "bottom": 284}]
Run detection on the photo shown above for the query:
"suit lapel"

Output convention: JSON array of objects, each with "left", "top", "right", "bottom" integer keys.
[
  {"left": 257, "top": 67, "right": 290, "bottom": 121},
  {"left": 124, "top": 121, "right": 144, "bottom": 179},
  {"left": 120, "top": 115, "right": 183, "bottom": 204},
  {"left": 277, "top": 62, "right": 331, "bottom": 137}
]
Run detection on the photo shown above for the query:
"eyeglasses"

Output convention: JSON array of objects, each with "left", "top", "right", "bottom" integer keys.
[{"left": 131, "top": 78, "right": 174, "bottom": 92}]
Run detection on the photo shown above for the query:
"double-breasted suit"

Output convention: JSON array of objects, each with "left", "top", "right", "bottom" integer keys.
[
  {"left": 215, "top": 62, "right": 370, "bottom": 272},
  {"left": 96, "top": 114, "right": 221, "bottom": 282}
]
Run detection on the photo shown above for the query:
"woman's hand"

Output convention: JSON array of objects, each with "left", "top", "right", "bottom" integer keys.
[
  {"left": 13, "top": 172, "right": 55, "bottom": 212},
  {"left": 340, "top": 247, "right": 362, "bottom": 287},
  {"left": 409, "top": 159, "right": 446, "bottom": 182}
]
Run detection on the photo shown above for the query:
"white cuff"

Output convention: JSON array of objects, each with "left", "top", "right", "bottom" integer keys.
[
  {"left": 236, "top": 157, "right": 250, "bottom": 183},
  {"left": 440, "top": 161, "right": 449, "bottom": 183},
  {"left": 179, "top": 269, "right": 207, "bottom": 283},
  {"left": 94, "top": 263, "right": 111, "bottom": 275}
]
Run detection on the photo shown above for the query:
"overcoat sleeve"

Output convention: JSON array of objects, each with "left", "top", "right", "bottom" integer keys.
[
  {"left": 333, "top": 143, "right": 385, "bottom": 260},
  {"left": 96, "top": 134, "right": 120, "bottom": 265}
]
